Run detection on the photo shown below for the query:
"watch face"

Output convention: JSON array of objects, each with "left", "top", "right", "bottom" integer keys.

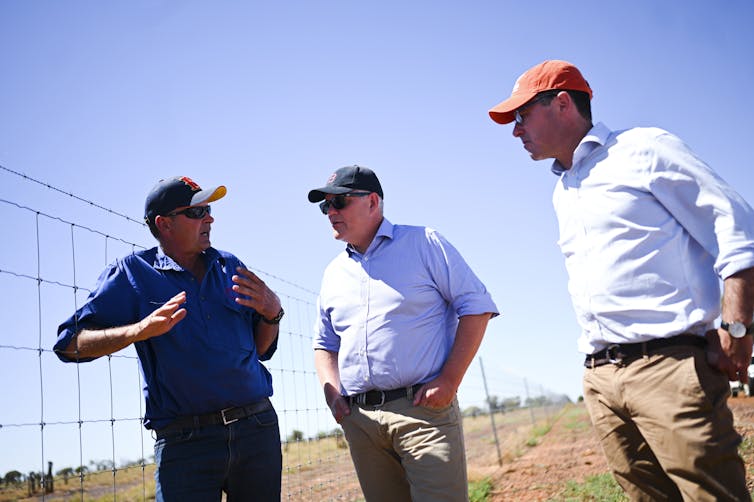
[{"left": 728, "top": 322, "right": 747, "bottom": 338}]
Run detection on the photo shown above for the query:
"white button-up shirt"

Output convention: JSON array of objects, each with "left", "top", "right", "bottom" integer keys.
[{"left": 552, "top": 123, "right": 754, "bottom": 354}]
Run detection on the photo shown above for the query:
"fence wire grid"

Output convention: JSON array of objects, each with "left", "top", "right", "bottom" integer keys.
[{"left": 0, "top": 166, "right": 569, "bottom": 501}]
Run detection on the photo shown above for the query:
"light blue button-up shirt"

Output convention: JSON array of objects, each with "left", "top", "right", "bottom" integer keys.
[
  {"left": 552, "top": 123, "right": 754, "bottom": 354},
  {"left": 313, "top": 219, "right": 499, "bottom": 395}
]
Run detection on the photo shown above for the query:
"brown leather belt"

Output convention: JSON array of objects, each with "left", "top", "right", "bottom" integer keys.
[{"left": 584, "top": 334, "right": 707, "bottom": 368}]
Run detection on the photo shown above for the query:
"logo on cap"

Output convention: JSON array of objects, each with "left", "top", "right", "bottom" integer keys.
[{"left": 180, "top": 176, "right": 201, "bottom": 192}]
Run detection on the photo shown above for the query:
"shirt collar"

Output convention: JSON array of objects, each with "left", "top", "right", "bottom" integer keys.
[
  {"left": 154, "top": 246, "right": 221, "bottom": 271},
  {"left": 346, "top": 218, "right": 394, "bottom": 257},
  {"left": 550, "top": 122, "right": 611, "bottom": 176}
]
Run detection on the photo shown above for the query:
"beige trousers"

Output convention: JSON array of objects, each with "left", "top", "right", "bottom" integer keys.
[
  {"left": 583, "top": 343, "right": 749, "bottom": 501},
  {"left": 340, "top": 396, "right": 468, "bottom": 502}
]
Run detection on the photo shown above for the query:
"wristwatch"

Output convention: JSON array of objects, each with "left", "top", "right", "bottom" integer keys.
[
  {"left": 261, "top": 307, "right": 285, "bottom": 325},
  {"left": 720, "top": 320, "right": 754, "bottom": 338}
]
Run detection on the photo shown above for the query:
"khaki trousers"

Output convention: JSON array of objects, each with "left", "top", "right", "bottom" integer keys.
[
  {"left": 340, "top": 396, "right": 468, "bottom": 502},
  {"left": 583, "top": 343, "right": 749, "bottom": 501}
]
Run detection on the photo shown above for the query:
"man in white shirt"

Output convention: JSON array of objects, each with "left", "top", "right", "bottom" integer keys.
[{"left": 488, "top": 60, "right": 754, "bottom": 500}]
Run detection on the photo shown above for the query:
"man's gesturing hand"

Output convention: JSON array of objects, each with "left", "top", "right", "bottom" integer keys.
[
  {"left": 232, "top": 267, "right": 282, "bottom": 321},
  {"left": 136, "top": 291, "right": 188, "bottom": 341}
]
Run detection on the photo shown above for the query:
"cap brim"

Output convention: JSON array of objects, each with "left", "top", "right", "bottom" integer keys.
[
  {"left": 308, "top": 186, "right": 351, "bottom": 202},
  {"left": 488, "top": 91, "right": 538, "bottom": 124},
  {"left": 191, "top": 185, "right": 227, "bottom": 206}
]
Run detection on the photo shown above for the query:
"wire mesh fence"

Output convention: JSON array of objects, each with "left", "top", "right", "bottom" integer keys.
[{"left": 0, "top": 167, "right": 570, "bottom": 500}]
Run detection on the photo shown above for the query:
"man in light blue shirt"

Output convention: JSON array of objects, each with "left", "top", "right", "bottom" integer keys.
[
  {"left": 489, "top": 60, "right": 754, "bottom": 501},
  {"left": 308, "top": 165, "right": 498, "bottom": 502}
]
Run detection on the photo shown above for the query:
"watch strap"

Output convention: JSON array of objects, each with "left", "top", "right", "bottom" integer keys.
[
  {"left": 721, "top": 320, "right": 754, "bottom": 337},
  {"left": 261, "top": 307, "right": 285, "bottom": 325}
]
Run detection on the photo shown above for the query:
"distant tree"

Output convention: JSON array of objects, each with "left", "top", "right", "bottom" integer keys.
[
  {"left": 4, "top": 470, "right": 23, "bottom": 487},
  {"left": 56, "top": 467, "right": 74, "bottom": 485},
  {"left": 287, "top": 429, "right": 304, "bottom": 442},
  {"left": 463, "top": 405, "right": 483, "bottom": 417},
  {"left": 89, "top": 459, "right": 114, "bottom": 472},
  {"left": 123, "top": 458, "right": 147, "bottom": 468},
  {"left": 501, "top": 396, "right": 521, "bottom": 411},
  {"left": 525, "top": 395, "right": 550, "bottom": 407},
  {"left": 315, "top": 427, "right": 345, "bottom": 444},
  {"left": 486, "top": 395, "right": 500, "bottom": 412},
  {"left": 552, "top": 394, "right": 572, "bottom": 404},
  {"left": 73, "top": 465, "right": 88, "bottom": 480},
  {"left": 330, "top": 428, "right": 347, "bottom": 449}
]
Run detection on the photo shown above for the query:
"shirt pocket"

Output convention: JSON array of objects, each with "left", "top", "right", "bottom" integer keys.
[{"left": 217, "top": 296, "right": 255, "bottom": 354}]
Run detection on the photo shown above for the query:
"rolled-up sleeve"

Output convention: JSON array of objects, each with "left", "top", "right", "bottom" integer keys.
[
  {"left": 649, "top": 132, "right": 754, "bottom": 280},
  {"left": 424, "top": 229, "right": 499, "bottom": 319}
]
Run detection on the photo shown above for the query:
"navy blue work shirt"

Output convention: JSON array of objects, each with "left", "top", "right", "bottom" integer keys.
[{"left": 55, "top": 246, "right": 277, "bottom": 430}]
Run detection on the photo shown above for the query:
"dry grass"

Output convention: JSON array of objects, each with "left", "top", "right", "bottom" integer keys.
[{"left": 1, "top": 406, "right": 560, "bottom": 501}]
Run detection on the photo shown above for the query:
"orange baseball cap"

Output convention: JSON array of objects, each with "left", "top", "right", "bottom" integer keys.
[{"left": 488, "top": 60, "right": 593, "bottom": 124}]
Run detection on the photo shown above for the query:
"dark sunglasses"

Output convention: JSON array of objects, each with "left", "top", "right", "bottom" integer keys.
[
  {"left": 167, "top": 205, "right": 212, "bottom": 219},
  {"left": 319, "top": 192, "right": 371, "bottom": 214},
  {"left": 514, "top": 91, "right": 559, "bottom": 126}
]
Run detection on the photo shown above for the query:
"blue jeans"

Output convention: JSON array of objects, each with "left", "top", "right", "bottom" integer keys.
[{"left": 154, "top": 406, "right": 282, "bottom": 502}]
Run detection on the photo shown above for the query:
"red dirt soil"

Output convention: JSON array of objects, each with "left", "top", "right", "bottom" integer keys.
[{"left": 485, "top": 397, "right": 754, "bottom": 501}]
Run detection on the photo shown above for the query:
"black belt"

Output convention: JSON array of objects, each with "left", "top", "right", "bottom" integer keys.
[
  {"left": 348, "top": 384, "right": 423, "bottom": 407},
  {"left": 162, "top": 398, "right": 273, "bottom": 430},
  {"left": 584, "top": 334, "right": 707, "bottom": 368}
]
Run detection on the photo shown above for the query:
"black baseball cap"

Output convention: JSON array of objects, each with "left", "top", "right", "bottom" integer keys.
[
  {"left": 144, "top": 176, "right": 226, "bottom": 224},
  {"left": 307, "top": 165, "right": 383, "bottom": 203}
]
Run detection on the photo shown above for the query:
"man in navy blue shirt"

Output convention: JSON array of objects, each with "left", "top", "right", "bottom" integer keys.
[{"left": 55, "top": 176, "right": 284, "bottom": 501}]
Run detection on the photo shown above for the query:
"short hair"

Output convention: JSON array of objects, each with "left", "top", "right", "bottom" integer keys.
[
  {"left": 536, "top": 89, "right": 592, "bottom": 123},
  {"left": 147, "top": 219, "right": 160, "bottom": 240},
  {"left": 565, "top": 90, "right": 592, "bottom": 122}
]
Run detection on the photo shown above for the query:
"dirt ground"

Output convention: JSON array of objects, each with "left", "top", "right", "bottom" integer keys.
[
  {"left": 10, "top": 399, "right": 754, "bottom": 501},
  {"left": 485, "top": 397, "right": 754, "bottom": 501}
]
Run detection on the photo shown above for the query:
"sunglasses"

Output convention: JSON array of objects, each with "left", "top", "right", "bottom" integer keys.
[
  {"left": 514, "top": 91, "right": 559, "bottom": 126},
  {"left": 319, "top": 192, "right": 371, "bottom": 214},
  {"left": 167, "top": 205, "right": 212, "bottom": 219}
]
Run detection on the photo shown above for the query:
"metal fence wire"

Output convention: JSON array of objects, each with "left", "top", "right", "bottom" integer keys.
[{"left": 0, "top": 167, "right": 568, "bottom": 500}]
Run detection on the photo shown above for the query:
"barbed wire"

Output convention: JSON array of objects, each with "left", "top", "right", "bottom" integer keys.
[
  {"left": 1, "top": 163, "right": 147, "bottom": 227},
  {"left": 0, "top": 165, "right": 319, "bottom": 297}
]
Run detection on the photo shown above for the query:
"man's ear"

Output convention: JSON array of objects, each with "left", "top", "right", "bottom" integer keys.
[
  {"left": 155, "top": 215, "right": 171, "bottom": 234},
  {"left": 555, "top": 90, "right": 574, "bottom": 114}
]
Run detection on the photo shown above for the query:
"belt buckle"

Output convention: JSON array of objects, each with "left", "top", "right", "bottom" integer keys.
[
  {"left": 374, "top": 391, "right": 386, "bottom": 408},
  {"left": 220, "top": 407, "right": 239, "bottom": 425},
  {"left": 605, "top": 344, "right": 624, "bottom": 365}
]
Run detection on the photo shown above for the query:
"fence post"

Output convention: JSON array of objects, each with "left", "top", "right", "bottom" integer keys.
[
  {"left": 479, "top": 358, "right": 503, "bottom": 466},
  {"left": 524, "top": 378, "right": 535, "bottom": 425}
]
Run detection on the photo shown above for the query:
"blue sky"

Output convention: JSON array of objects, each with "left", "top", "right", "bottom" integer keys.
[{"left": 2, "top": 0, "right": 754, "bottom": 476}]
